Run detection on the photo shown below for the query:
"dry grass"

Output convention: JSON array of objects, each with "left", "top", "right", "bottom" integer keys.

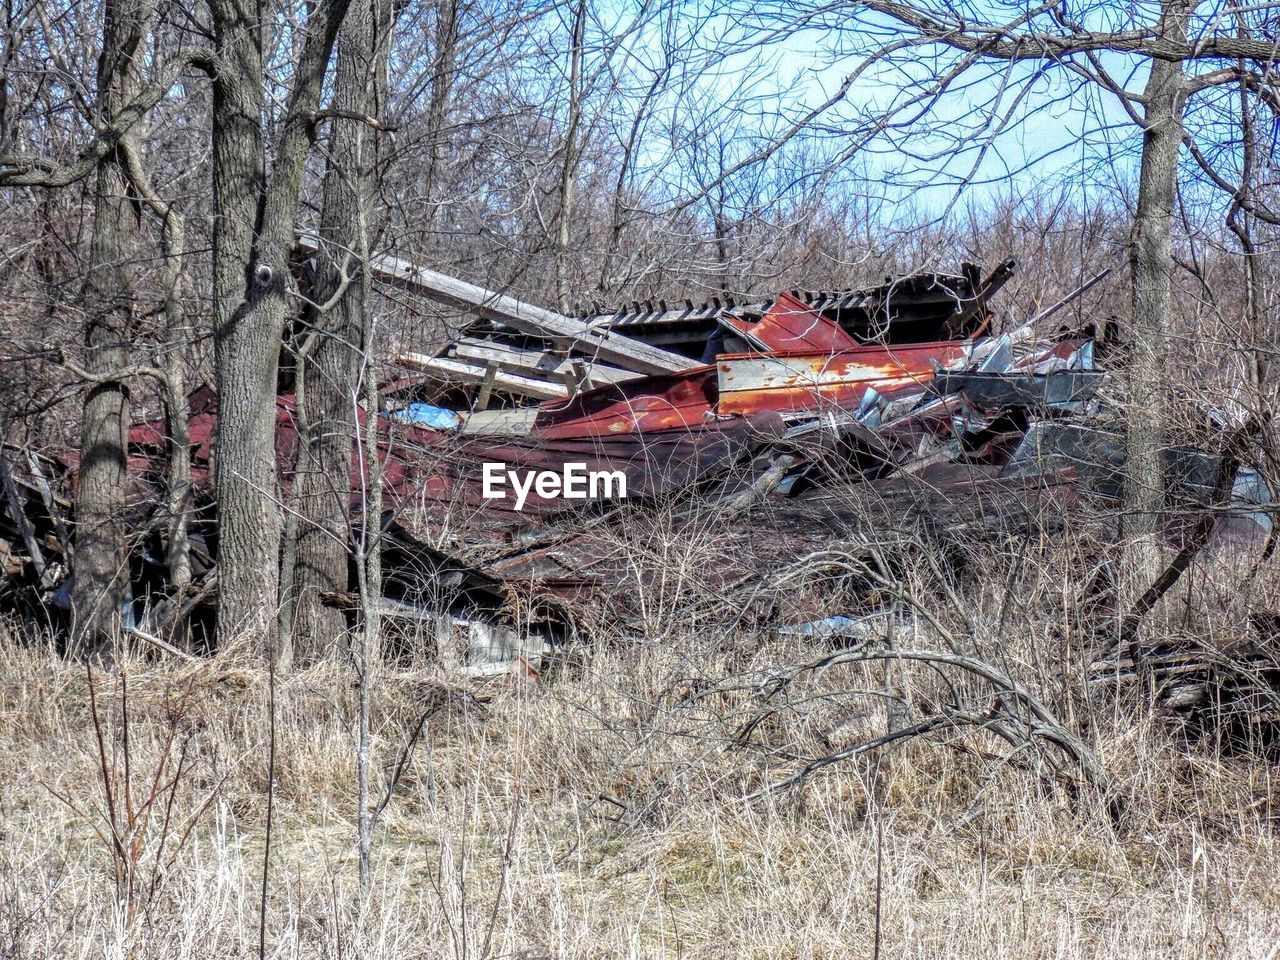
[{"left": 2, "top": 525, "right": 1279, "bottom": 959}]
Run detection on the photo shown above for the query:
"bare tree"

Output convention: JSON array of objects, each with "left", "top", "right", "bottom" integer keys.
[
  {"left": 420, "top": 0, "right": 459, "bottom": 219},
  {"left": 208, "top": 0, "right": 351, "bottom": 652},
  {"left": 286, "top": 0, "right": 396, "bottom": 667},
  {"left": 70, "top": 0, "right": 152, "bottom": 651},
  {"left": 0, "top": 0, "right": 208, "bottom": 653},
  {"left": 554, "top": 0, "right": 588, "bottom": 310}
]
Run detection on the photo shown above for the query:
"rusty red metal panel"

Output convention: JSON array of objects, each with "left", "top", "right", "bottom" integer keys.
[
  {"left": 390, "top": 414, "right": 783, "bottom": 557},
  {"left": 715, "top": 341, "right": 971, "bottom": 416},
  {"left": 120, "top": 385, "right": 778, "bottom": 528},
  {"left": 719, "top": 291, "right": 858, "bottom": 353},
  {"left": 532, "top": 367, "right": 719, "bottom": 439},
  {"left": 533, "top": 340, "right": 974, "bottom": 434}
]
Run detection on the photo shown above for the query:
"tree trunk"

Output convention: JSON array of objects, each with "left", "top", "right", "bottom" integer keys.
[
  {"left": 421, "top": 0, "right": 457, "bottom": 218},
  {"left": 1228, "top": 54, "right": 1267, "bottom": 390},
  {"left": 1123, "top": 0, "right": 1190, "bottom": 592},
  {"left": 355, "top": 156, "right": 381, "bottom": 893},
  {"left": 72, "top": 0, "right": 150, "bottom": 654},
  {"left": 355, "top": 236, "right": 381, "bottom": 896},
  {"left": 116, "top": 132, "right": 194, "bottom": 644},
  {"left": 600, "top": 64, "right": 668, "bottom": 293},
  {"left": 555, "top": 0, "right": 587, "bottom": 311},
  {"left": 161, "top": 345, "right": 192, "bottom": 606},
  {"left": 209, "top": 0, "right": 269, "bottom": 649},
  {"left": 209, "top": 0, "right": 350, "bottom": 655},
  {"left": 290, "top": 0, "right": 390, "bottom": 664}
]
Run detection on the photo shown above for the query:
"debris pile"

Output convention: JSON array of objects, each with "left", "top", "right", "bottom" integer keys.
[{"left": 1, "top": 252, "right": 1273, "bottom": 699}]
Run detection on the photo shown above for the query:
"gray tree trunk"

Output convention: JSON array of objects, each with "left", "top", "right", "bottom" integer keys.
[
  {"left": 289, "top": 0, "right": 390, "bottom": 664},
  {"left": 1123, "top": 0, "right": 1190, "bottom": 588},
  {"left": 420, "top": 0, "right": 457, "bottom": 217},
  {"left": 72, "top": 0, "right": 151, "bottom": 653},
  {"left": 117, "top": 119, "right": 193, "bottom": 645},
  {"left": 555, "top": 0, "right": 587, "bottom": 311},
  {"left": 209, "top": 0, "right": 350, "bottom": 655},
  {"left": 209, "top": 0, "right": 269, "bottom": 649},
  {"left": 355, "top": 150, "right": 382, "bottom": 895}
]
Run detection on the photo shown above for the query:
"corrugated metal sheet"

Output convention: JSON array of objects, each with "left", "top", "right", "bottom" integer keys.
[{"left": 716, "top": 341, "right": 972, "bottom": 416}]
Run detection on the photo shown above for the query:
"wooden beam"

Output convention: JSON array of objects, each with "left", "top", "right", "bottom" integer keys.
[
  {"left": 396, "top": 352, "right": 569, "bottom": 401},
  {"left": 561, "top": 365, "right": 579, "bottom": 398},
  {"left": 298, "top": 236, "right": 693, "bottom": 375},
  {"left": 24, "top": 451, "right": 72, "bottom": 559},
  {"left": 474, "top": 360, "right": 498, "bottom": 411},
  {"left": 126, "top": 627, "right": 198, "bottom": 662},
  {"left": 460, "top": 408, "right": 539, "bottom": 437},
  {"left": 450, "top": 337, "right": 639, "bottom": 385}
]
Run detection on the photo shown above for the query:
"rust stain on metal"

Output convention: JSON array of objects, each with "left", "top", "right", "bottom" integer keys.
[
  {"left": 533, "top": 368, "right": 720, "bottom": 439},
  {"left": 716, "top": 341, "right": 971, "bottom": 415}
]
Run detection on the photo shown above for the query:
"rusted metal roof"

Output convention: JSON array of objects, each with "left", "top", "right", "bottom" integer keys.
[
  {"left": 718, "top": 292, "right": 859, "bottom": 354},
  {"left": 399, "top": 260, "right": 1017, "bottom": 405},
  {"left": 577, "top": 260, "right": 1015, "bottom": 345}
]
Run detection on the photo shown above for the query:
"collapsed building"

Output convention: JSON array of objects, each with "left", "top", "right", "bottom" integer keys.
[{"left": 1, "top": 250, "right": 1273, "bottom": 690}]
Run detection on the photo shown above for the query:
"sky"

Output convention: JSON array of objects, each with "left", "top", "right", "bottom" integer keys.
[{"left": 582, "top": 0, "right": 1264, "bottom": 226}]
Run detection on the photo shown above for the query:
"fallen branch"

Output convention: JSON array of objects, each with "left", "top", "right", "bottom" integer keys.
[
  {"left": 732, "top": 645, "right": 1112, "bottom": 803},
  {"left": 125, "top": 627, "right": 198, "bottom": 662}
]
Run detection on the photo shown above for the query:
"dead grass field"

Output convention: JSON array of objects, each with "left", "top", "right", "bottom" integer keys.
[{"left": 3, "top": 611, "right": 1280, "bottom": 958}]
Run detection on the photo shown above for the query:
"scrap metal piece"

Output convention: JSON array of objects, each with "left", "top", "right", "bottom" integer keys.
[
  {"left": 1001, "top": 422, "right": 1275, "bottom": 526},
  {"left": 716, "top": 341, "right": 972, "bottom": 416},
  {"left": 534, "top": 367, "right": 719, "bottom": 439},
  {"left": 932, "top": 370, "right": 1107, "bottom": 413},
  {"left": 718, "top": 292, "right": 858, "bottom": 354},
  {"left": 1029, "top": 268, "right": 1114, "bottom": 326}
]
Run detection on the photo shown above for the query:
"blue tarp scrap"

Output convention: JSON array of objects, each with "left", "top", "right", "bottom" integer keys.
[{"left": 390, "top": 403, "right": 462, "bottom": 429}]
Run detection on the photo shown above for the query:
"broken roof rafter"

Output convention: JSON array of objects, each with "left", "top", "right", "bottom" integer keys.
[{"left": 296, "top": 235, "right": 696, "bottom": 376}]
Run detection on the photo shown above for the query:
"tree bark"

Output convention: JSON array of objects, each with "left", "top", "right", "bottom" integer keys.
[
  {"left": 1122, "top": 0, "right": 1191, "bottom": 587},
  {"left": 289, "top": 0, "right": 391, "bottom": 664},
  {"left": 421, "top": 0, "right": 457, "bottom": 219},
  {"left": 355, "top": 153, "right": 381, "bottom": 893},
  {"left": 555, "top": 0, "right": 587, "bottom": 311},
  {"left": 115, "top": 134, "right": 193, "bottom": 642},
  {"left": 208, "top": 0, "right": 268, "bottom": 649},
  {"left": 209, "top": 0, "right": 350, "bottom": 655},
  {"left": 1227, "top": 47, "right": 1268, "bottom": 390},
  {"left": 72, "top": 0, "right": 151, "bottom": 653}
]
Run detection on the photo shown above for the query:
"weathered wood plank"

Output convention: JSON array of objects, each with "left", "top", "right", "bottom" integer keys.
[
  {"left": 460, "top": 408, "right": 539, "bottom": 437},
  {"left": 450, "top": 338, "right": 640, "bottom": 385},
  {"left": 474, "top": 360, "right": 498, "bottom": 411},
  {"left": 396, "top": 352, "right": 569, "bottom": 401},
  {"left": 0, "top": 447, "right": 51, "bottom": 587}
]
